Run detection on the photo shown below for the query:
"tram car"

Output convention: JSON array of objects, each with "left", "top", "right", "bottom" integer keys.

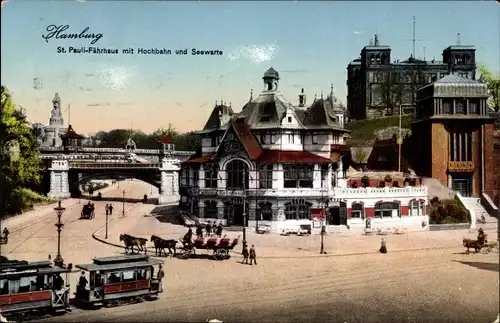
[
  {"left": 0, "top": 259, "right": 72, "bottom": 318},
  {"left": 73, "top": 254, "right": 164, "bottom": 308}
]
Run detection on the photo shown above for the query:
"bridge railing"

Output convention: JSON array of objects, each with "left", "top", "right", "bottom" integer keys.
[
  {"left": 39, "top": 146, "right": 194, "bottom": 156},
  {"left": 69, "top": 162, "right": 161, "bottom": 168}
]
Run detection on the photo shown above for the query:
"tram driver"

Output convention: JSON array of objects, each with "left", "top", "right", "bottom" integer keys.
[{"left": 53, "top": 273, "right": 64, "bottom": 290}]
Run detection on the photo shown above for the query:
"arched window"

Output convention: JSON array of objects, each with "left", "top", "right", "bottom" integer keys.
[
  {"left": 351, "top": 202, "right": 364, "bottom": 219},
  {"left": 226, "top": 159, "right": 249, "bottom": 189},
  {"left": 375, "top": 202, "right": 400, "bottom": 218},
  {"left": 259, "top": 164, "right": 273, "bottom": 189},
  {"left": 257, "top": 202, "right": 273, "bottom": 221},
  {"left": 409, "top": 200, "right": 425, "bottom": 216},
  {"left": 204, "top": 200, "right": 218, "bottom": 218},
  {"left": 284, "top": 199, "right": 312, "bottom": 220}
]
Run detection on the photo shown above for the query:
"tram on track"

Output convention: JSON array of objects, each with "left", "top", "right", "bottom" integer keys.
[
  {"left": 0, "top": 259, "right": 72, "bottom": 319},
  {"left": 0, "top": 255, "right": 164, "bottom": 320},
  {"left": 74, "top": 254, "right": 164, "bottom": 308}
]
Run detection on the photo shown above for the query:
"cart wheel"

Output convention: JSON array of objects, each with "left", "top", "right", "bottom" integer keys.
[
  {"left": 179, "top": 248, "right": 191, "bottom": 259},
  {"left": 222, "top": 249, "right": 229, "bottom": 259},
  {"left": 213, "top": 249, "right": 224, "bottom": 260}
]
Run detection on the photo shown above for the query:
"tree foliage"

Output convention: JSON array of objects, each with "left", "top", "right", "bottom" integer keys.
[
  {"left": 92, "top": 122, "right": 199, "bottom": 152},
  {"left": 1, "top": 86, "right": 41, "bottom": 214},
  {"left": 478, "top": 64, "right": 500, "bottom": 112}
]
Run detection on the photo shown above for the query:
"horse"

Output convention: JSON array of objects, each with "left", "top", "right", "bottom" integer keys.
[
  {"left": 120, "top": 234, "right": 148, "bottom": 254},
  {"left": 462, "top": 238, "right": 482, "bottom": 254},
  {"left": 150, "top": 235, "right": 178, "bottom": 257}
]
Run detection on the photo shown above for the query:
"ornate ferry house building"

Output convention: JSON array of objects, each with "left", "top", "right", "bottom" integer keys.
[{"left": 180, "top": 68, "right": 429, "bottom": 232}]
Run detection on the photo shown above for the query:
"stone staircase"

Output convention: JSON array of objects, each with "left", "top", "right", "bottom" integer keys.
[
  {"left": 461, "top": 197, "right": 498, "bottom": 231},
  {"left": 423, "top": 178, "right": 456, "bottom": 200}
]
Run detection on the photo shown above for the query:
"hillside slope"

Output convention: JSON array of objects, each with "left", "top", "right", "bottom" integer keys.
[{"left": 346, "top": 114, "right": 416, "bottom": 145}]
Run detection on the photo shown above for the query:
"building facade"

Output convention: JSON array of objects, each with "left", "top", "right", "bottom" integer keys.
[
  {"left": 347, "top": 34, "right": 477, "bottom": 120},
  {"left": 411, "top": 74, "right": 497, "bottom": 199},
  {"left": 180, "top": 68, "right": 429, "bottom": 232}
]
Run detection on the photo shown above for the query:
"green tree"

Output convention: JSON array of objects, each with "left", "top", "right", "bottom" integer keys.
[
  {"left": 97, "top": 129, "right": 132, "bottom": 148},
  {"left": 1, "top": 86, "right": 41, "bottom": 215},
  {"left": 380, "top": 71, "right": 405, "bottom": 116},
  {"left": 478, "top": 64, "right": 500, "bottom": 112}
]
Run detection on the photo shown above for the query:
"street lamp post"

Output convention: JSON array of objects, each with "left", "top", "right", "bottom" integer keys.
[
  {"left": 122, "top": 190, "right": 125, "bottom": 216},
  {"left": 105, "top": 206, "right": 109, "bottom": 239},
  {"left": 53, "top": 201, "right": 66, "bottom": 267},
  {"left": 242, "top": 169, "right": 247, "bottom": 253}
]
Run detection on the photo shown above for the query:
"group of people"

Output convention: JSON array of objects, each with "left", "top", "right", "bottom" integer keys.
[
  {"left": 242, "top": 242, "right": 257, "bottom": 265},
  {"left": 105, "top": 204, "right": 114, "bottom": 216},
  {"left": 195, "top": 221, "right": 224, "bottom": 238}
]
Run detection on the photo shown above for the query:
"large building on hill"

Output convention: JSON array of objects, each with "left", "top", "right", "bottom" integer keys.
[
  {"left": 412, "top": 74, "right": 497, "bottom": 200},
  {"left": 179, "top": 68, "right": 430, "bottom": 233},
  {"left": 347, "top": 34, "right": 477, "bottom": 120}
]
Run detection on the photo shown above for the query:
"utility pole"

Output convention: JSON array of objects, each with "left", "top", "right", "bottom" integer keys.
[
  {"left": 404, "top": 16, "right": 425, "bottom": 59},
  {"left": 242, "top": 168, "right": 247, "bottom": 253}
]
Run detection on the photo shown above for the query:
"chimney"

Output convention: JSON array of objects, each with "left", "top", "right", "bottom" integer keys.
[{"left": 299, "top": 88, "right": 306, "bottom": 107}]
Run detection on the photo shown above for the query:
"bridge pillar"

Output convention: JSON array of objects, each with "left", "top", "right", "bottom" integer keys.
[
  {"left": 158, "top": 157, "right": 180, "bottom": 205},
  {"left": 48, "top": 160, "right": 70, "bottom": 199}
]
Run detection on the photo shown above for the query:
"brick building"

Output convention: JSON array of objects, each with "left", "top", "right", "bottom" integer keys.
[
  {"left": 346, "top": 34, "right": 476, "bottom": 120},
  {"left": 411, "top": 74, "right": 497, "bottom": 199}
]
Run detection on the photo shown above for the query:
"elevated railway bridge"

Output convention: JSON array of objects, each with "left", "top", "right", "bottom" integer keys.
[{"left": 39, "top": 145, "right": 194, "bottom": 205}]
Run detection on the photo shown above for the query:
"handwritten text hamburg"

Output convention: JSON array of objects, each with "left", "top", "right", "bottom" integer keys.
[{"left": 42, "top": 24, "right": 103, "bottom": 44}]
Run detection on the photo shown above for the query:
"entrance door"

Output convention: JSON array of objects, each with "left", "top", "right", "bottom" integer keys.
[
  {"left": 328, "top": 202, "right": 347, "bottom": 225},
  {"left": 224, "top": 202, "right": 249, "bottom": 226},
  {"left": 451, "top": 174, "right": 472, "bottom": 197}
]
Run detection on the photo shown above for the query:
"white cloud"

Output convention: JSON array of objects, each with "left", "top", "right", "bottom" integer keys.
[
  {"left": 353, "top": 30, "right": 364, "bottom": 35},
  {"left": 228, "top": 43, "right": 280, "bottom": 64},
  {"left": 97, "top": 65, "right": 136, "bottom": 91}
]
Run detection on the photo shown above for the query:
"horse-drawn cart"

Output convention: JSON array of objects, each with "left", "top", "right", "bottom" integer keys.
[
  {"left": 81, "top": 204, "right": 95, "bottom": 220},
  {"left": 179, "top": 236, "right": 239, "bottom": 260}
]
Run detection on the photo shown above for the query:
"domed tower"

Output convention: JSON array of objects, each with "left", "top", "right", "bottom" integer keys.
[{"left": 263, "top": 67, "right": 280, "bottom": 92}]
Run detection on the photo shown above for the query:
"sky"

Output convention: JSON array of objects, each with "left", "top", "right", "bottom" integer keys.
[{"left": 1, "top": 0, "right": 499, "bottom": 135}]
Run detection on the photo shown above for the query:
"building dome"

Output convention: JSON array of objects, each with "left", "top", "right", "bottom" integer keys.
[{"left": 263, "top": 67, "right": 280, "bottom": 80}]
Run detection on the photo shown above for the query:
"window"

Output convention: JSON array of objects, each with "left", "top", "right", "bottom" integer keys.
[
  {"left": 204, "top": 200, "right": 218, "bottom": 218},
  {"left": 211, "top": 136, "right": 219, "bottom": 147},
  {"left": 431, "top": 74, "right": 437, "bottom": 82},
  {"left": 107, "top": 272, "right": 121, "bottom": 284},
  {"left": 15, "top": 276, "right": 37, "bottom": 293},
  {"left": 257, "top": 202, "right": 273, "bottom": 221},
  {"left": 226, "top": 159, "right": 249, "bottom": 189},
  {"left": 455, "top": 99, "right": 466, "bottom": 114},
  {"left": 449, "top": 131, "right": 472, "bottom": 162},
  {"left": 469, "top": 101, "right": 479, "bottom": 114},
  {"left": 351, "top": 203, "right": 364, "bottom": 219},
  {"left": 409, "top": 200, "right": 425, "bottom": 216},
  {"left": 260, "top": 134, "right": 267, "bottom": 144},
  {"left": 259, "top": 164, "right": 273, "bottom": 189},
  {"left": 287, "top": 116, "right": 292, "bottom": 123},
  {"left": 284, "top": 200, "right": 312, "bottom": 220},
  {"left": 375, "top": 202, "right": 400, "bottom": 218},
  {"left": 312, "top": 135, "right": 318, "bottom": 144},
  {"left": 204, "top": 163, "right": 218, "bottom": 188},
  {"left": 321, "top": 164, "right": 329, "bottom": 188},
  {"left": 284, "top": 164, "right": 314, "bottom": 188},
  {"left": 442, "top": 100, "right": 452, "bottom": 114},
  {"left": 122, "top": 271, "right": 136, "bottom": 282}
]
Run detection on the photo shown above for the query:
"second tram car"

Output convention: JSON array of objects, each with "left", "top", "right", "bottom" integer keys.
[{"left": 74, "top": 254, "right": 164, "bottom": 308}]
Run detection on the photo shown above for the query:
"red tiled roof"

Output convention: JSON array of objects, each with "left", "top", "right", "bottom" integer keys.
[
  {"left": 257, "top": 150, "right": 332, "bottom": 164},
  {"left": 62, "top": 125, "right": 84, "bottom": 139},
  {"left": 158, "top": 136, "right": 174, "bottom": 144},
  {"left": 182, "top": 154, "right": 213, "bottom": 164},
  {"left": 231, "top": 119, "right": 263, "bottom": 160}
]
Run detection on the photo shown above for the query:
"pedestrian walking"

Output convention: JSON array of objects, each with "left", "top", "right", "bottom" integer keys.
[
  {"left": 242, "top": 242, "right": 249, "bottom": 264},
  {"left": 109, "top": 204, "right": 113, "bottom": 215},
  {"left": 105, "top": 204, "right": 109, "bottom": 216},
  {"left": 206, "top": 221, "right": 212, "bottom": 237},
  {"left": 249, "top": 244, "right": 257, "bottom": 265},
  {"left": 216, "top": 222, "right": 223, "bottom": 238},
  {"left": 379, "top": 238, "right": 387, "bottom": 254},
  {"left": 157, "top": 265, "right": 165, "bottom": 292}
]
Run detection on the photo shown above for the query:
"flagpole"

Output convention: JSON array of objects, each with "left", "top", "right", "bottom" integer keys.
[{"left": 398, "top": 102, "right": 402, "bottom": 173}]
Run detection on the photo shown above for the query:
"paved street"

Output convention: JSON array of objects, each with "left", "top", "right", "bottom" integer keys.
[{"left": 2, "top": 180, "right": 498, "bottom": 322}]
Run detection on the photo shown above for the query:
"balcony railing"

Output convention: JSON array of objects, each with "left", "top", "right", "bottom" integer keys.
[{"left": 447, "top": 161, "right": 474, "bottom": 172}]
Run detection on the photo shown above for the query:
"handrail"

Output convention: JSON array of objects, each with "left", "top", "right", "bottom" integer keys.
[{"left": 481, "top": 192, "right": 499, "bottom": 219}]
